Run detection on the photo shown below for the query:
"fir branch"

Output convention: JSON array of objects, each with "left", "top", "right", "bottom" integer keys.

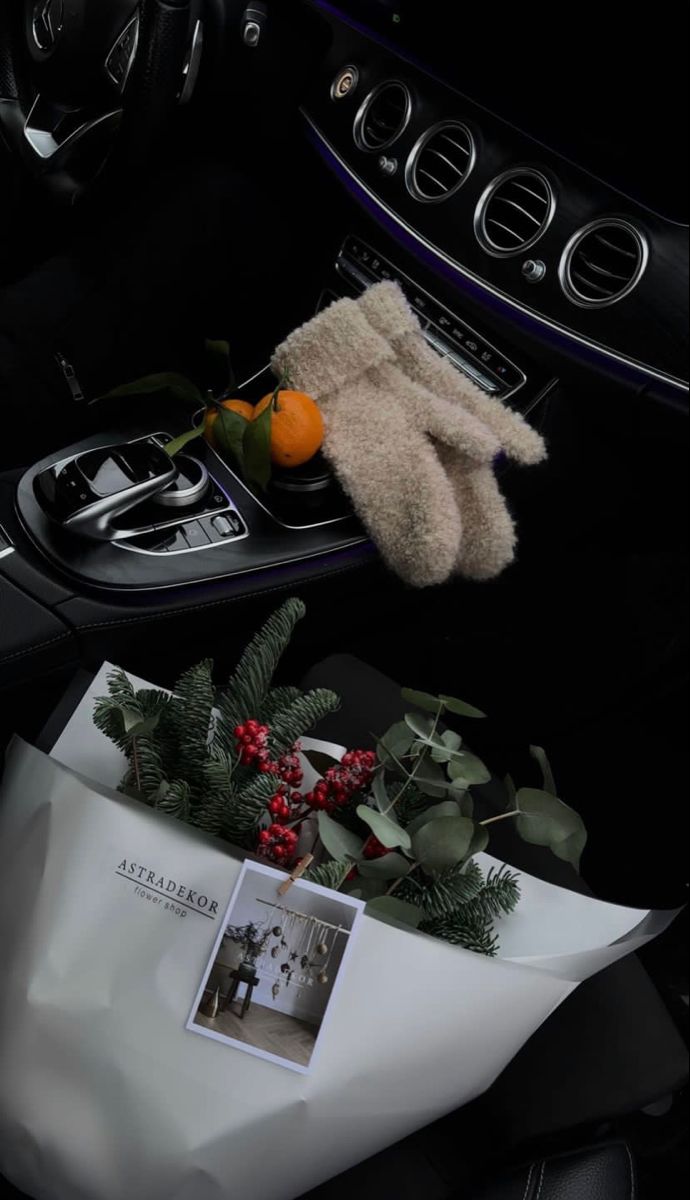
[
  {"left": 398, "top": 860, "right": 485, "bottom": 919},
  {"left": 458, "top": 866, "right": 521, "bottom": 925},
  {"left": 216, "top": 598, "right": 307, "bottom": 743},
  {"left": 305, "top": 860, "right": 350, "bottom": 890},
  {"left": 259, "top": 686, "right": 302, "bottom": 723},
  {"left": 222, "top": 773, "right": 277, "bottom": 841},
  {"left": 153, "top": 780, "right": 191, "bottom": 822},
  {"left": 268, "top": 689, "right": 340, "bottom": 756},
  {"left": 159, "top": 660, "right": 215, "bottom": 798},
  {"left": 420, "top": 909, "right": 500, "bottom": 957}
]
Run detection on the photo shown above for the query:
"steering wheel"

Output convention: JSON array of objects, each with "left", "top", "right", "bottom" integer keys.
[{"left": 0, "top": 1, "right": 204, "bottom": 203}]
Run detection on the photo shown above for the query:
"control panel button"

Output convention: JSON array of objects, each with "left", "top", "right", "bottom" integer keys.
[
  {"left": 182, "top": 520, "right": 211, "bottom": 549},
  {"left": 331, "top": 65, "right": 360, "bottom": 101}
]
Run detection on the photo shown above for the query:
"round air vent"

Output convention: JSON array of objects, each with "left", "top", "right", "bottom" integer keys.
[
  {"left": 354, "top": 81, "right": 412, "bottom": 152},
  {"left": 559, "top": 218, "right": 648, "bottom": 308},
  {"left": 475, "top": 168, "right": 555, "bottom": 257},
  {"left": 405, "top": 121, "right": 476, "bottom": 203}
]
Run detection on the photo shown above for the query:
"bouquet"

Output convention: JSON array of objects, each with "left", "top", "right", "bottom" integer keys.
[{"left": 0, "top": 599, "right": 675, "bottom": 1200}]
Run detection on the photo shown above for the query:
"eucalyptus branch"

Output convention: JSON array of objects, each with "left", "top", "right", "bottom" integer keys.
[
  {"left": 384, "top": 702, "right": 444, "bottom": 816},
  {"left": 480, "top": 809, "right": 520, "bottom": 827}
]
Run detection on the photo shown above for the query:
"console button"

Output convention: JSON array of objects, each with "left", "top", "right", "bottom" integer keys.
[
  {"left": 159, "top": 528, "right": 190, "bottom": 554},
  {"left": 212, "top": 515, "right": 234, "bottom": 539},
  {"left": 182, "top": 520, "right": 211, "bottom": 549}
]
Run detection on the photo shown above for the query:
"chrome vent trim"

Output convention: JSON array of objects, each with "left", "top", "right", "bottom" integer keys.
[
  {"left": 405, "top": 120, "right": 476, "bottom": 203},
  {"left": 354, "top": 80, "right": 412, "bottom": 152},
  {"left": 475, "top": 168, "right": 555, "bottom": 257},
  {"left": 559, "top": 218, "right": 648, "bottom": 308}
]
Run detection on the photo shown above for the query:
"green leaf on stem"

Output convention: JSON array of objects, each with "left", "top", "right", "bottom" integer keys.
[
  {"left": 377, "top": 721, "right": 415, "bottom": 767},
  {"left": 431, "top": 729, "right": 463, "bottom": 763},
  {"left": 371, "top": 771, "right": 390, "bottom": 813},
  {"left": 448, "top": 752, "right": 491, "bottom": 786},
  {"left": 412, "top": 815, "right": 476, "bottom": 873},
  {"left": 401, "top": 688, "right": 442, "bottom": 713},
  {"left": 366, "top": 895, "right": 424, "bottom": 929},
  {"left": 164, "top": 422, "right": 206, "bottom": 458},
  {"left": 243, "top": 400, "right": 272, "bottom": 491},
  {"left": 356, "top": 805, "right": 412, "bottom": 851},
  {"left": 406, "top": 800, "right": 464, "bottom": 837},
  {"left": 212, "top": 405, "right": 247, "bottom": 473},
  {"left": 317, "top": 811, "right": 365, "bottom": 862},
  {"left": 358, "top": 852, "right": 411, "bottom": 880},
  {"left": 404, "top": 712, "right": 436, "bottom": 740},
  {"left": 439, "top": 695, "right": 487, "bottom": 719},
  {"left": 515, "top": 787, "right": 587, "bottom": 871},
  {"left": 466, "top": 824, "right": 490, "bottom": 858},
  {"left": 345, "top": 877, "right": 387, "bottom": 901},
  {"left": 415, "top": 760, "right": 449, "bottom": 798},
  {"left": 121, "top": 708, "right": 161, "bottom": 737},
  {"left": 529, "top": 746, "right": 558, "bottom": 796}
]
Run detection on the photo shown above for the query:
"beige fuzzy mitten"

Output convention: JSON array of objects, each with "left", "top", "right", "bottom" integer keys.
[
  {"left": 358, "top": 283, "right": 547, "bottom": 580},
  {"left": 272, "top": 296, "right": 501, "bottom": 587}
]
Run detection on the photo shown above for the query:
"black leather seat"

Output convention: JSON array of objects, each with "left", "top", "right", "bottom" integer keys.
[{"left": 471, "top": 1142, "right": 635, "bottom": 1200}]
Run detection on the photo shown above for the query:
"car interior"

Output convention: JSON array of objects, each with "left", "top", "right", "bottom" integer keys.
[{"left": 0, "top": 2, "right": 688, "bottom": 1198}]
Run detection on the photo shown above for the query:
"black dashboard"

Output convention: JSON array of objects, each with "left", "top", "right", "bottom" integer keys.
[{"left": 302, "top": 1, "right": 689, "bottom": 397}]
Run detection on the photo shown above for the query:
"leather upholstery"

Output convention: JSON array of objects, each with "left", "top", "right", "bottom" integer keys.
[{"left": 470, "top": 1143, "right": 636, "bottom": 1200}]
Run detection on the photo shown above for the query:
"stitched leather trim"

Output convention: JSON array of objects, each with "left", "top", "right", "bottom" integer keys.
[{"left": 520, "top": 1162, "right": 535, "bottom": 1200}]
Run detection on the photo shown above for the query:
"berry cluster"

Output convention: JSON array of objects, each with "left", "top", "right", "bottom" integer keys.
[
  {"left": 304, "top": 749, "right": 377, "bottom": 813},
  {"left": 258, "top": 823, "right": 299, "bottom": 863},
  {"left": 234, "top": 720, "right": 270, "bottom": 767},
  {"left": 233, "top": 722, "right": 303, "bottom": 788}
]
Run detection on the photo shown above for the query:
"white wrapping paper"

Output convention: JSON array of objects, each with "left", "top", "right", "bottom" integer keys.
[{"left": 0, "top": 669, "right": 678, "bottom": 1200}]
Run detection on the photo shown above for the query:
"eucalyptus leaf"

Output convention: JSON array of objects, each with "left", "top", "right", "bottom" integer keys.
[
  {"left": 456, "top": 791, "right": 475, "bottom": 818},
  {"left": 358, "top": 852, "right": 411, "bottom": 880},
  {"left": 317, "top": 811, "right": 365, "bottom": 862},
  {"left": 466, "top": 824, "right": 490, "bottom": 858},
  {"left": 431, "top": 730, "right": 465, "bottom": 763},
  {"left": 412, "top": 816, "right": 476, "bottom": 873},
  {"left": 448, "top": 752, "right": 491, "bottom": 786},
  {"left": 406, "top": 800, "right": 462, "bottom": 836},
  {"left": 366, "top": 895, "right": 423, "bottom": 929},
  {"left": 439, "top": 695, "right": 486, "bottom": 719},
  {"left": 243, "top": 401, "right": 272, "bottom": 490},
  {"left": 530, "top": 745, "right": 558, "bottom": 796},
  {"left": 356, "top": 805, "right": 412, "bottom": 851},
  {"left": 121, "top": 708, "right": 160, "bottom": 737},
  {"left": 404, "top": 712, "right": 436, "bottom": 739},
  {"left": 344, "top": 877, "right": 387, "bottom": 901},
  {"left": 401, "top": 688, "right": 442, "bottom": 713},
  {"left": 372, "top": 771, "right": 390, "bottom": 813},
  {"left": 516, "top": 787, "right": 587, "bottom": 871},
  {"left": 377, "top": 721, "right": 415, "bottom": 767},
  {"left": 415, "top": 760, "right": 449, "bottom": 798}
]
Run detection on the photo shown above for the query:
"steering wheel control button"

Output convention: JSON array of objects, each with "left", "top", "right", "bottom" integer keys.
[
  {"left": 522, "top": 258, "right": 547, "bottom": 283},
  {"left": 32, "top": 0, "right": 64, "bottom": 54},
  {"left": 331, "top": 66, "right": 360, "bottom": 101},
  {"left": 378, "top": 155, "right": 398, "bottom": 177},
  {"left": 106, "top": 15, "right": 140, "bottom": 91}
]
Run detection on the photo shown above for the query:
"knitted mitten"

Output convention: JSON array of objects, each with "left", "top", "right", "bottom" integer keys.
[
  {"left": 272, "top": 296, "right": 501, "bottom": 587},
  {"left": 358, "top": 283, "right": 546, "bottom": 580}
]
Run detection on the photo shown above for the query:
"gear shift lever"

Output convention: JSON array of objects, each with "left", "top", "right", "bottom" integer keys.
[{"left": 35, "top": 436, "right": 178, "bottom": 541}]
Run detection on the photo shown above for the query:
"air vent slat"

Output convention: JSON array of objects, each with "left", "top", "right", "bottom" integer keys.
[
  {"left": 406, "top": 121, "right": 476, "bottom": 203},
  {"left": 561, "top": 219, "right": 647, "bottom": 308},
  {"left": 355, "top": 81, "right": 411, "bottom": 152},
  {"left": 476, "top": 169, "right": 554, "bottom": 256},
  {"left": 494, "top": 196, "right": 543, "bottom": 226}
]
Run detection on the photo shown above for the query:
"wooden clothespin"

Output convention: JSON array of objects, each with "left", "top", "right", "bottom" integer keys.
[{"left": 278, "top": 854, "right": 314, "bottom": 896}]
